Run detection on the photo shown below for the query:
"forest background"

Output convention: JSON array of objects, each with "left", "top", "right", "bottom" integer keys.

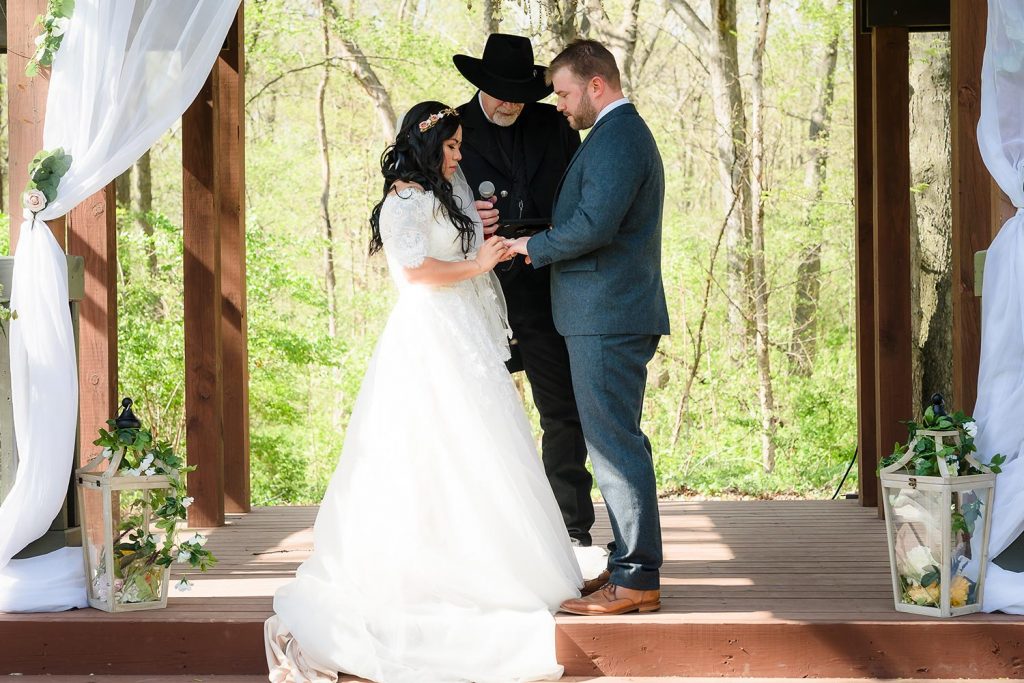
[{"left": 0, "top": 0, "right": 956, "bottom": 505}]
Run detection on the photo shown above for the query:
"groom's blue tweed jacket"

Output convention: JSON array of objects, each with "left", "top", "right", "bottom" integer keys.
[{"left": 526, "top": 103, "right": 670, "bottom": 337}]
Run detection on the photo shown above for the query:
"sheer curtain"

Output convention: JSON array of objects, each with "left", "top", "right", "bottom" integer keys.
[
  {"left": 0, "top": 0, "right": 241, "bottom": 612},
  {"left": 971, "top": 0, "right": 1024, "bottom": 615}
]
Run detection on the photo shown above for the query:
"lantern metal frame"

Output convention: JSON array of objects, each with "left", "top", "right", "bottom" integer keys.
[
  {"left": 880, "top": 428, "right": 996, "bottom": 618},
  {"left": 75, "top": 447, "right": 173, "bottom": 612}
]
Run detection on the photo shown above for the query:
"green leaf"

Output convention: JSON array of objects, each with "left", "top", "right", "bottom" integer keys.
[{"left": 920, "top": 567, "right": 940, "bottom": 588}]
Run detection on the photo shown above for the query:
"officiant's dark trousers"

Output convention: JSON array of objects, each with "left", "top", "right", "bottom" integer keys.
[
  {"left": 514, "top": 318, "right": 595, "bottom": 546},
  {"left": 564, "top": 333, "right": 663, "bottom": 591}
]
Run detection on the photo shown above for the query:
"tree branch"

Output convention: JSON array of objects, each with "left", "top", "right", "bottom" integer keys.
[{"left": 667, "top": 0, "right": 710, "bottom": 45}]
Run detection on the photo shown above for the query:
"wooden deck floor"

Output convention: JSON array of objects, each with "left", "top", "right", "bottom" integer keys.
[{"left": 2, "top": 501, "right": 1022, "bottom": 678}]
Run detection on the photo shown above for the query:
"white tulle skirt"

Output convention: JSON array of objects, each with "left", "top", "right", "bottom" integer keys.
[{"left": 268, "top": 279, "right": 584, "bottom": 683}]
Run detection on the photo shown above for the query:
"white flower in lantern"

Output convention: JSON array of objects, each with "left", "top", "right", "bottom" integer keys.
[
  {"left": 182, "top": 496, "right": 194, "bottom": 509},
  {"left": 899, "top": 545, "right": 939, "bottom": 584}
]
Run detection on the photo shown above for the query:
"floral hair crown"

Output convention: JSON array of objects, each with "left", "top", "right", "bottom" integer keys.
[{"left": 418, "top": 107, "right": 458, "bottom": 133}]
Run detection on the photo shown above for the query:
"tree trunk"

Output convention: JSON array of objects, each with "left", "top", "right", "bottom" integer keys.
[
  {"left": 710, "top": 0, "right": 751, "bottom": 346},
  {"left": 322, "top": 1, "right": 397, "bottom": 143},
  {"left": 909, "top": 33, "right": 952, "bottom": 411},
  {"left": 483, "top": 0, "right": 502, "bottom": 34},
  {"left": 133, "top": 149, "right": 156, "bottom": 278},
  {"left": 115, "top": 168, "right": 131, "bottom": 207},
  {"left": 587, "top": 0, "right": 642, "bottom": 95},
  {"left": 749, "top": 0, "right": 776, "bottom": 473},
  {"left": 789, "top": 0, "right": 840, "bottom": 376},
  {"left": 319, "top": 0, "right": 339, "bottom": 339},
  {"left": 546, "top": 0, "right": 580, "bottom": 50}
]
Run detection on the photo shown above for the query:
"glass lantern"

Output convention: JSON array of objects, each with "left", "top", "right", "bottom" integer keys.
[
  {"left": 75, "top": 400, "right": 172, "bottom": 612},
  {"left": 881, "top": 428, "right": 996, "bottom": 617}
]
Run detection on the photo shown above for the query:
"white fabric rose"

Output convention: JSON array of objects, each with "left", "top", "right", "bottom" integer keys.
[
  {"left": 51, "top": 17, "right": 71, "bottom": 37},
  {"left": 899, "top": 545, "right": 940, "bottom": 583},
  {"left": 22, "top": 189, "right": 47, "bottom": 213},
  {"left": 965, "top": 420, "right": 978, "bottom": 438}
]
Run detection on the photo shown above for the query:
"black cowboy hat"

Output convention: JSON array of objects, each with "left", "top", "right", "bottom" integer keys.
[{"left": 453, "top": 33, "right": 552, "bottom": 103}]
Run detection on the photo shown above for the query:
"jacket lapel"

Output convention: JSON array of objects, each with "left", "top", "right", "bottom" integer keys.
[{"left": 553, "top": 103, "right": 637, "bottom": 210}]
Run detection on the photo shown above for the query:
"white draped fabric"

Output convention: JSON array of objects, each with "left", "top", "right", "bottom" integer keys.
[
  {"left": 970, "top": 0, "right": 1024, "bottom": 615},
  {"left": 0, "top": 0, "right": 241, "bottom": 612}
]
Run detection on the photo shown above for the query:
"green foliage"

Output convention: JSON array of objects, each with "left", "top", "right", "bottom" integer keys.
[
  {"left": 26, "top": 147, "right": 72, "bottom": 204},
  {"left": 883, "top": 406, "right": 1004, "bottom": 476},
  {"left": 26, "top": 0, "right": 74, "bottom": 77}
]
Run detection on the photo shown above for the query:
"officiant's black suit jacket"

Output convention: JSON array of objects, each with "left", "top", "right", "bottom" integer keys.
[{"left": 457, "top": 94, "right": 580, "bottom": 324}]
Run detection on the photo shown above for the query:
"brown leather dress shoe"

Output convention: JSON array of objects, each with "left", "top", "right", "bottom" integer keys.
[
  {"left": 580, "top": 569, "right": 611, "bottom": 596},
  {"left": 560, "top": 583, "right": 661, "bottom": 615}
]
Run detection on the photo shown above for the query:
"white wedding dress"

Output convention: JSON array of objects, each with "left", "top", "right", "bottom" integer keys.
[{"left": 266, "top": 183, "right": 584, "bottom": 683}]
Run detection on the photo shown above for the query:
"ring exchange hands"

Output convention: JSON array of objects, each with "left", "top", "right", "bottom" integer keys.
[
  {"left": 474, "top": 235, "right": 516, "bottom": 271},
  {"left": 504, "top": 236, "right": 531, "bottom": 265}
]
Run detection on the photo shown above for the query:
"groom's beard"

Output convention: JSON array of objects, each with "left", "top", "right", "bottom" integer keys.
[{"left": 569, "top": 96, "right": 599, "bottom": 130}]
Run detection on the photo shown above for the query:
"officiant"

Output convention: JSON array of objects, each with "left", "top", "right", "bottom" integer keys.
[{"left": 454, "top": 34, "right": 596, "bottom": 549}]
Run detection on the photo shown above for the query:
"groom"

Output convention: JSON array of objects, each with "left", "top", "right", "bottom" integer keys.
[{"left": 507, "top": 39, "right": 669, "bottom": 615}]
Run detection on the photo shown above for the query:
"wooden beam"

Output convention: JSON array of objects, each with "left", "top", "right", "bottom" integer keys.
[
  {"left": 183, "top": 72, "right": 225, "bottom": 528},
  {"left": 854, "top": 5, "right": 878, "bottom": 507},
  {"left": 7, "top": 0, "right": 64, "bottom": 250},
  {"left": 862, "top": 0, "right": 950, "bottom": 31},
  {"left": 218, "top": 8, "right": 250, "bottom": 514},
  {"left": 871, "top": 27, "right": 912, "bottom": 503},
  {"left": 66, "top": 184, "right": 118, "bottom": 462},
  {"left": 950, "top": 0, "right": 991, "bottom": 415}
]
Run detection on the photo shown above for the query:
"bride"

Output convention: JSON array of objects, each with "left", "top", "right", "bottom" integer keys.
[{"left": 265, "top": 100, "right": 584, "bottom": 683}]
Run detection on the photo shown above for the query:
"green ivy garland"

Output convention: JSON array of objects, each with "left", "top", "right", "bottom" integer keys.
[{"left": 26, "top": 0, "right": 75, "bottom": 77}]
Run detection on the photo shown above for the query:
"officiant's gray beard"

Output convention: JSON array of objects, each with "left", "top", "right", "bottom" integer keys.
[{"left": 491, "top": 104, "right": 524, "bottom": 127}]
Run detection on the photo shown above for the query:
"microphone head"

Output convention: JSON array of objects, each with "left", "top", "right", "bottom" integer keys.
[{"left": 478, "top": 181, "right": 495, "bottom": 200}]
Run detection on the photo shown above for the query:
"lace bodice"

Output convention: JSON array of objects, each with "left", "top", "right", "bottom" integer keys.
[
  {"left": 376, "top": 185, "right": 512, "bottom": 373},
  {"left": 379, "top": 189, "right": 477, "bottom": 278}
]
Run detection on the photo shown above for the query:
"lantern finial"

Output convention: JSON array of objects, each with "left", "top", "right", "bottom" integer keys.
[{"left": 114, "top": 397, "right": 141, "bottom": 430}]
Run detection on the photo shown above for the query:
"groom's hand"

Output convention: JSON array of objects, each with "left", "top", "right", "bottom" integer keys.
[
  {"left": 475, "top": 199, "right": 499, "bottom": 235},
  {"left": 505, "top": 236, "right": 532, "bottom": 264}
]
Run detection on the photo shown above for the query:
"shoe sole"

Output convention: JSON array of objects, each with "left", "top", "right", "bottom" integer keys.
[{"left": 559, "top": 601, "right": 661, "bottom": 616}]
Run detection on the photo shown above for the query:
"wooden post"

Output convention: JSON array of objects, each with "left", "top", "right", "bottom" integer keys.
[
  {"left": 7, "top": 0, "right": 64, "bottom": 250},
  {"left": 951, "top": 0, "right": 993, "bottom": 415},
  {"left": 854, "top": 6, "right": 879, "bottom": 508},
  {"left": 183, "top": 73, "right": 225, "bottom": 528},
  {"left": 67, "top": 185, "right": 118, "bottom": 464},
  {"left": 218, "top": 9, "right": 250, "bottom": 514},
  {"left": 871, "top": 27, "right": 913, "bottom": 510}
]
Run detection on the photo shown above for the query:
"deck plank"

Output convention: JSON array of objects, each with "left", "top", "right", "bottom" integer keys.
[{"left": 2, "top": 501, "right": 1022, "bottom": 678}]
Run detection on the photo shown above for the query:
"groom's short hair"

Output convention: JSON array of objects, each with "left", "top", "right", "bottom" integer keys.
[{"left": 546, "top": 39, "right": 621, "bottom": 89}]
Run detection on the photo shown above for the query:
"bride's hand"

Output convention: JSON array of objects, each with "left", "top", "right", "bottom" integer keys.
[{"left": 474, "top": 236, "right": 511, "bottom": 272}]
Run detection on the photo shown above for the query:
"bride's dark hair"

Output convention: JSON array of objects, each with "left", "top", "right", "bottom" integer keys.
[{"left": 369, "top": 100, "right": 476, "bottom": 257}]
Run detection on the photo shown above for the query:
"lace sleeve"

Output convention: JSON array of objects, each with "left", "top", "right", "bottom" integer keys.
[{"left": 379, "top": 190, "right": 435, "bottom": 268}]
